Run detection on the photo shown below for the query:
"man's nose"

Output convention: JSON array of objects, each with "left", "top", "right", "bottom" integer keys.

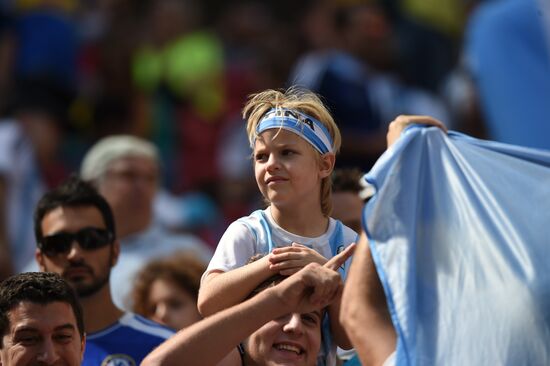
[
  {"left": 66, "top": 241, "right": 84, "bottom": 260},
  {"left": 282, "top": 313, "right": 304, "bottom": 335},
  {"left": 36, "top": 338, "right": 60, "bottom": 364}
]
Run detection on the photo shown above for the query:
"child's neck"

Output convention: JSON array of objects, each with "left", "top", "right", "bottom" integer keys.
[{"left": 269, "top": 205, "right": 329, "bottom": 237}]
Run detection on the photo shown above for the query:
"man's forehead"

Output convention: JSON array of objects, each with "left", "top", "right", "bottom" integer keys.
[
  {"left": 106, "top": 155, "right": 158, "bottom": 171},
  {"left": 41, "top": 205, "right": 106, "bottom": 234},
  {"left": 9, "top": 301, "right": 77, "bottom": 331}
]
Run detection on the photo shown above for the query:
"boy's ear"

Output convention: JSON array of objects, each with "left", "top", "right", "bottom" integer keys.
[{"left": 318, "top": 153, "right": 335, "bottom": 178}]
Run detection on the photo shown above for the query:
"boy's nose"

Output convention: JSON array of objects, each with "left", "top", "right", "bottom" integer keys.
[
  {"left": 152, "top": 304, "right": 170, "bottom": 325},
  {"left": 266, "top": 155, "right": 281, "bottom": 171}
]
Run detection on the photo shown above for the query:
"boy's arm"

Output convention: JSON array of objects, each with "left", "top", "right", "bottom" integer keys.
[
  {"left": 339, "top": 232, "right": 396, "bottom": 366},
  {"left": 198, "top": 255, "right": 276, "bottom": 316}
]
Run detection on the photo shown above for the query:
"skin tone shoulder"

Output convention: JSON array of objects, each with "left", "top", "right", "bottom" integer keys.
[{"left": 0, "top": 301, "right": 85, "bottom": 366}]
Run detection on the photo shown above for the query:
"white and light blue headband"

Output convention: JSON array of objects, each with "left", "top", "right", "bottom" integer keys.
[{"left": 255, "top": 108, "right": 334, "bottom": 154}]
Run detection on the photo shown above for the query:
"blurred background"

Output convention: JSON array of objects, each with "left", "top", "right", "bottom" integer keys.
[{"left": 0, "top": 0, "right": 548, "bottom": 279}]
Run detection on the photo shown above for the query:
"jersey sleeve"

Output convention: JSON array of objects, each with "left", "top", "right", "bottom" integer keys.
[{"left": 203, "top": 220, "right": 257, "bottom": 280}]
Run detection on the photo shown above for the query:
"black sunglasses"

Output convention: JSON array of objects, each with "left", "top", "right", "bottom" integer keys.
[{"left": 39, "top": 228, "right": 114, "bottom": 257}]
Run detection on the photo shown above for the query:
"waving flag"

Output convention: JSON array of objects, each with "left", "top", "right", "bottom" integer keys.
[{"left": 363, "top": 126, "right": 550, "bottom": 365}]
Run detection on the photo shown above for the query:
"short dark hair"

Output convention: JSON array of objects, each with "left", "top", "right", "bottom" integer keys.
[
  {"left": 34, "top": 175, "right": 116, "bottom": 246},
  {"left": 0, "top": 272, "right": 85, "bottom": 347},
  {"left": 331, "top": 168, "right": 364, "bottom": 194}
]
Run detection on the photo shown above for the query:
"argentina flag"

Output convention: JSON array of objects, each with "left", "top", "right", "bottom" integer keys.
[{"left": 363, "top": 126, "right": 550, "bottom": 365}]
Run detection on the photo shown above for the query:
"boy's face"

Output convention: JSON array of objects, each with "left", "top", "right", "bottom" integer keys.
[
  {"left": 244, "top": 311, "right": 322, "bottom": 366},
  {"left": 253, "top": 129, "right": 332, "bottom": 212},
  {"left": 147, "top": 278, "right": 202, "bottom": 330}
]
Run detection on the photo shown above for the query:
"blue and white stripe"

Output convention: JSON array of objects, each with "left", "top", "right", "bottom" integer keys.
[{"left": 256, "top": 108, "right": 334, "bottom": 154}]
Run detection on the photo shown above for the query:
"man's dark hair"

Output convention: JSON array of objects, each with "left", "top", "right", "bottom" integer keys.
[
  {"left": 331, "top": 168, "right": 364, "bottom": 194},
  {"left": 0, "top": 272, "right": 84, "bottom": 347},
  {"left": 34, "top": 175, "right": 116, "bottom": 245}
]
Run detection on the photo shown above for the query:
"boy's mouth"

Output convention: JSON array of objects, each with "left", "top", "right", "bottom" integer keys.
[{"left": 266, "top": 176, "right": 286, "bottom": 184}]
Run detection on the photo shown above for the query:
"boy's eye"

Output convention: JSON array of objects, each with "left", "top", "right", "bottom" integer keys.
[
  {"left": 282, "top": 149, "right": 295, "bottom": 156},
  {"left": 164, "top": 299, "right": 184, "bottom": 310},
  {"left": 255, "top": 153, "right": 267, "bottom": 161}
]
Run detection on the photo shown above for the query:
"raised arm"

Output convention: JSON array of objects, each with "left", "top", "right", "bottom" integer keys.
[
  {"left": 324, "top": 244, "right": 357, "bottom": 350},
  {"left": 340, "top": 232, "right": 396, "bottom": 366},
  {"left": 142, "top": 263, "right": 345, "bottom": 366},
  {"left": 386, "top": 115, "right": 447, "bottom": 147}
]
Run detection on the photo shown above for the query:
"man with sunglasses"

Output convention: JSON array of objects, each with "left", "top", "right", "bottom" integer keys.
[{"left": 33, "top": 176, "right": 173, "bottom": 366}]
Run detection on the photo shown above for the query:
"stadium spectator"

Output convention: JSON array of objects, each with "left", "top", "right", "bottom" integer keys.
[
  {"left": 80, "top": 135, "right": 211, "bottom": 309},
  {"left": 131, "top": 253, "right": 205, "bottom": 330},
  {"left": 33, "top": 176, "right": 173, "bottom": 366},
  {"left": 0, "top": 271, "right": 85, "bottom": 366}
]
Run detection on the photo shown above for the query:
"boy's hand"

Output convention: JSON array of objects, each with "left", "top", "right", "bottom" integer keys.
[{"left": 269, "top": 243, "right": 328, "bottom": 275}]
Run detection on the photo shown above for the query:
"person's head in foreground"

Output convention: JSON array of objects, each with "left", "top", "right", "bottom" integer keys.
[
  {"left": 240, "top": 272, "right": 324, "bottom": 366},
  {"left": 131, "top": 253, "right": 205, "bottom": 330},
  {"left": 243, "top": 87, "right": 342, "bottom": 217},
  {"left": 33, "top": 176, "right": 119, "bottom": 299},
  {"left": 0, "top": 272, "right": 85, "bottom": 366}
]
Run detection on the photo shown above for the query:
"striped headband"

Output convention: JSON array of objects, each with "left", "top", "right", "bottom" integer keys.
[{"left": 255, "top": 108, "right": 334, "bottom": 154}]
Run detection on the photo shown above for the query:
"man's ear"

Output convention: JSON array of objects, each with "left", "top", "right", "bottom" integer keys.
[
  {"left": 318, "top": 153, "right": 336, "bottom": 179},
  {"left": 110, "top": 240, "right": 121, "bottom": 267},
  {"left": 35, "top": 249, "right": 46, "bottom": 271},
  {"left": 80, "top": 333, "right": 86, "bottom": 361}
]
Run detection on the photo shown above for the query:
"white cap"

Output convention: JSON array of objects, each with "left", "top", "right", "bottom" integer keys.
[{"left": 80, "top": 135, "right": 159, "bottom": 181}]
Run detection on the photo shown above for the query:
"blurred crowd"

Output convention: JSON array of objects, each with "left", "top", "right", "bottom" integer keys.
[{"left": 0, "top": 0, "right": 548, "bottom": 281}]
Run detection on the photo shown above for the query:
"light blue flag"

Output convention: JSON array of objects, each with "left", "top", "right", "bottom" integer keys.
[{"left": 363, "top": 126, "right": 550, "bottom": 366}]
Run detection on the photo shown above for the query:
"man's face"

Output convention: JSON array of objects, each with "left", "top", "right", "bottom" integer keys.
[
  {"left": 98, "top": 156, "right": 159, "bottom": 237},
  {"left": 36, "top": 206, "right": 119, "bottom": 298},
  {"left": 245, "top": 311, "right": 323, "bottom": 366},
  {"left": 0, "top": 301, "right": 85, "bottom": 366}
]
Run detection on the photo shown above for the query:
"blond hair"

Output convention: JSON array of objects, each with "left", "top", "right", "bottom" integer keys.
[{"left": 242, "top": 87, "right": 341, "bottom": 216}]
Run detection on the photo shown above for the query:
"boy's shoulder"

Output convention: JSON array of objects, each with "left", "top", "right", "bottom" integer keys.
[{"left": 328, "top": 217, "right": 360, "bottom": 244}]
